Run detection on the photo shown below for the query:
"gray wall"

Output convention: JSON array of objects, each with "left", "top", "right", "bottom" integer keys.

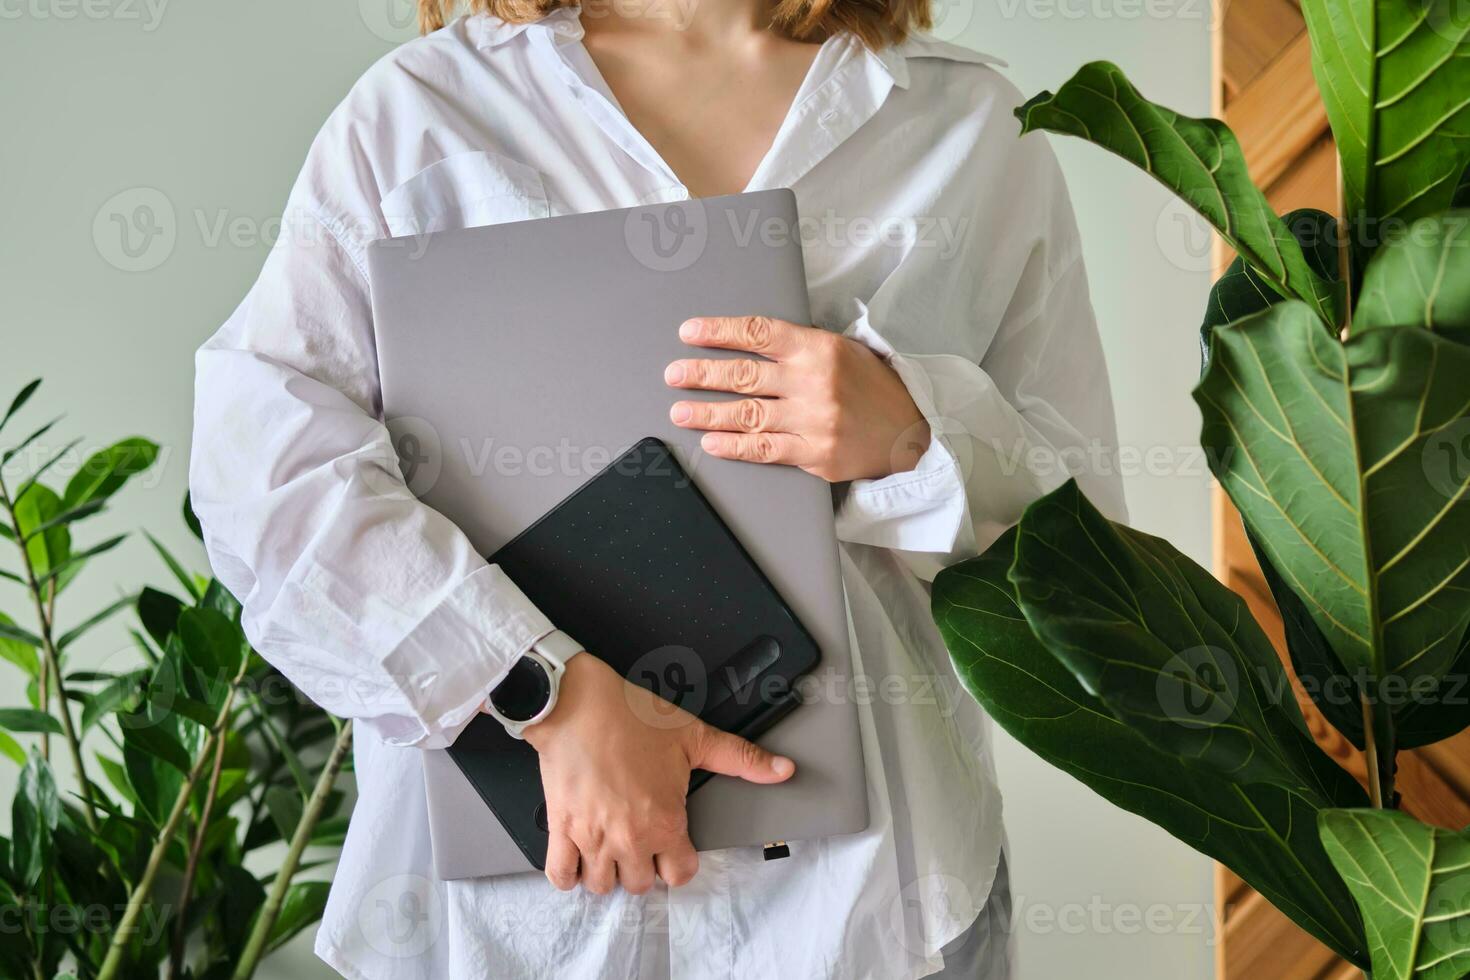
[{"left": 0, "top": 1, "right": 1215, "bottom": 977}]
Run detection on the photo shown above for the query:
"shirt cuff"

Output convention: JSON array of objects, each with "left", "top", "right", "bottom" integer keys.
[
  {"left": 835, "top": 308, "right": 970, "bottom": 554},
  {"left": 375, "top": 563, "right": 554, "bottom": 748}
]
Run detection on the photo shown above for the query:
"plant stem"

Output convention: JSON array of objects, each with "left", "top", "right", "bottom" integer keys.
[
  {"left": 95, "top": 656, "right": 251, "bottom": 980},
  {"left": 1360, "top": 690, "right": 1382, "bottom": 808},
  {"left": 231, "top": 720, "right": 353, "bottom": 980},
  {"left": 167, "top": 728, "right": 229, "bottom": 980},
  {"left": 0, "top": 470, "right": 98, "bottom": 832}
]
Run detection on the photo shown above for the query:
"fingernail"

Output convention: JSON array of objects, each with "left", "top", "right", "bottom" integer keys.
[
  {"left": 670, "top": 402, "right": 692, "bottom": 423},
  {"left": 679, "top": 319, "right": 700, "bottom": 340},
  {"left": 771, "top": 756, "right": 794, "bottom": 777},
  {"left": 701, "top": 433, "right": 718, "bottom": 451},
  {"left": 664, "top": 362, "right": 686, "bottom": 385}
]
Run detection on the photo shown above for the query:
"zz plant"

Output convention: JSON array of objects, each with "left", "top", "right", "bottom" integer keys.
[
  {"left": 931, "top": 2, "right": 1470, "bottom": 976},
  {"left": 0, "top": 379, "right": 354, "bottom": 980}
]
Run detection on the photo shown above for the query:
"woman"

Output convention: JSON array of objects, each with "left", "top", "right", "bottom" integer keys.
[{"left": 189, "top": 0, "right": 1125, "bottom": 976}]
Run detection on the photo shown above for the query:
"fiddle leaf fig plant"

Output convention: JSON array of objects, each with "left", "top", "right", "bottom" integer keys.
[{"left": 932, "top": 0, "right": 1470, "bottom": 972}]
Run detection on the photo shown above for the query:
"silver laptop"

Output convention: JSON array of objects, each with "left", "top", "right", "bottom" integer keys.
[{"left": 367, "top": 189, "right": 869, "bottom": 879}]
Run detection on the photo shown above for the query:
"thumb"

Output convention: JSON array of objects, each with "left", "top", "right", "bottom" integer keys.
[{"left": 688, "top": 724, "right": 795, "bottom": 784}]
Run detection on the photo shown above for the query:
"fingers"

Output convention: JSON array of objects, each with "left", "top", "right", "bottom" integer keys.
[
  {"left": 699, "top": 431, "right": 809, "bottom": 467},
  {"left": 686, "top": 724, "right": 795, "bottom": 785},
  {"left": 581, "top": 843, "right": 617, "bottom": 895},
  {"left": 665, "top": 357, "right": 782, "bottom": 396},
  {"left": 654, "top": 839, "right": 700, "bottom": 888},
  {"left": 544, "top": 829, "right": 581, "bottom": 891},
  {"left": 679, "top": 316, "right": 809, "bottom": 359},
  {"left": 617, "top": 854, "right": 657, "bottom": 896},
  {"left": 670, "top": 397, "right": 787, "bottom": 434}
]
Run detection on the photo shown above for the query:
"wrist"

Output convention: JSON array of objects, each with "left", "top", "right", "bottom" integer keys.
[{"left": 483, "top": 632, "right": 584, "bottom": 739}]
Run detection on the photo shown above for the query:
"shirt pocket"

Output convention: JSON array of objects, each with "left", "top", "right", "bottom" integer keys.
[{"left": 380, "top": 150, "right": 550, "bottom": 237}]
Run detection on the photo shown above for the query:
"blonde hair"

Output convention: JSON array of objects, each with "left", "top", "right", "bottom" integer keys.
[{"left": 418, "top": 0, "right": 931, "bottom": 48}]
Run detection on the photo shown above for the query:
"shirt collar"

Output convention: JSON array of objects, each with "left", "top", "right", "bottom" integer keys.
[{"left": 467, "top": 7, "right": 916, "bottom": 90}]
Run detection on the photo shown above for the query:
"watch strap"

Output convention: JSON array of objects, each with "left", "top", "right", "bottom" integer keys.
[{"left": 531, "top": 629, "right": 583, "bottom": 668}]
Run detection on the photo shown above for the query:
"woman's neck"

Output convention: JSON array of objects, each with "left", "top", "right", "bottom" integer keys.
[{"left": 579, "top": 0, "right": 778, "bottom": 48}]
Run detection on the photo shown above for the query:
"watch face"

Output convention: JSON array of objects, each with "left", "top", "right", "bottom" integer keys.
[{"left": 490, "top": 656, "right": 553, "bottom": 723}]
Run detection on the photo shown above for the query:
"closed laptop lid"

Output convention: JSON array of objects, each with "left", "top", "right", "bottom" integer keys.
[{"left": 367, "top": 190, "right": 869, "bottom": 878}]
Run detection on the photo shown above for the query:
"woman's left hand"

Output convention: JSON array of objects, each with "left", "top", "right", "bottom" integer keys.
[{"left": 665, "top": 316, "right": 930, "bottom": 483}]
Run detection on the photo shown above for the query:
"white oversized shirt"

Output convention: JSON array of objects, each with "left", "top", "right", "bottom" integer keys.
[{"left": 188, "top": 10, "right": 1126, "bottom": 980}]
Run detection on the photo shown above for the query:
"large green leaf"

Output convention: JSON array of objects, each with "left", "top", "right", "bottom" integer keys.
[
  {"left": 13, "top": 484, "right": 70, "bottom": 584},
  {"left": 1301, "top": 0, "right": 1470, "bottom": 269},
  {"left": 1017, "top": 61, "right": 1342, "bottom": 327},
  {"left": 0, "top": 709, "right": 63, "bottom": 735},
  {"left": 932, "top": 526, "right": 1368, "bottom": 964},
  {"left": 0, "top": 614, "right": 39, "bottom": 678},
  {"left": 11, "top": 752, "right": 59, "bottom": 889},
  {"left": 1009, "top": 481, "right": 1364, "bottom": 799},
  {"left": 266, "top": 880, "right": 331, "bottom": 952},
  {"left": 1319, "top": 809, "right": 1470, "bottom": 980},
  {"left": 1201, "top": 208, "right": 1342, "bottom": 374},
  {"left": 1354, "top": 210, "right": 1470, "bottom": 337},
  {"left": 60, "top": 437, "right": 158, "bottom": 512},
  {"left": 1196, "top": 300, "right": 1470, "bottom": 747},
  {"left": 1247, "top": 528, "right": 1365, "bottom": 747}
]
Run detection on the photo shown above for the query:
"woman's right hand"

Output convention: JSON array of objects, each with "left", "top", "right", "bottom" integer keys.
[{"left": 520, "top": 653, "right": 796, "bottom": 894}]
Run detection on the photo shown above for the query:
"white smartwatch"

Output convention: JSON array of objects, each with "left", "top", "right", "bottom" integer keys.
[{"left": 485, "top": 630, "right": 583, "bottom": 739}]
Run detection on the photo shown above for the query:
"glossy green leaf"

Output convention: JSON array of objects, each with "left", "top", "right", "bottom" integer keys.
[
  {"left": 1242, "top": 526, "right": 1366, "bottom": 748},
  {"left": 0, "top": 416, "right": 60, "bottom": 467},
  {"left": 0, "top": 379, "right": 40, "bottom": 436},
  {"left": 1195, "top": 300, "right": 1470, "bottom": 747},
  {"left": 932, "top": 526, "right": 1368, "bottom": 964},
  {"left": 0, "top": 614, "right": 39, "bottom": 677},
  {"left": 1200, "top": 208, "right": 1341, "bottom": 374},
  {"left": 1319, "top": 809, "right": 1470, "bottom": 980},
  {"left": 0, "top": 730, "right": 24, "bottom": 766},
  {"left": 0, "top": 709, "right": 62, "bottom": 735},
  {"left": 1017, "top": 61, "right": 1341, "bottom": 327},
  {"left": 144, "top": 530, "right": 203, "bottom": 601},
  {"left": 60, "top": 437, "right": 158, "bottom": 512},
  {"left": 1301, "top": 0, "right": 1470, "bottom": 269},
  {"left": 136, "top": 586, "right": 184, "bottom": 648},
  {"left": 120, "top": 710, "right": 192, "bottom": 774},
  {"left": 1354, "top": 210, "right": 1470, "bottom": 337},
  {"left": 266, "top": 880, "right": 331, "bottom": 952},
  {"left": 36, "top": 533, "right": 125, "bottom": 590},
  {"left": 264, "top": 785, "right": 303, "bottom": 841},
  {"left": 1009, "top": 481, "right": 1364, "bottom": 798},
  {"left": 177, "top": 607, "right": 246, "bottom": 681},
  {"left": 11, "top": 752, "right": 59, "bottom": 888},
  {"left": 14, "top": 484, "right": 70, "bottom": 584},
  {"left": 80, "top": 670, "right": 148, "bottom": 732}
]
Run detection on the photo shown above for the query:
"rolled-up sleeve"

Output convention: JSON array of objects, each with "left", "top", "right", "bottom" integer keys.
[
  {"left": 189, "top": 196, "right": 554, "bottom": 749},
  {"left": 836, "top": 242, "right": 1128, "bottom": 583}
]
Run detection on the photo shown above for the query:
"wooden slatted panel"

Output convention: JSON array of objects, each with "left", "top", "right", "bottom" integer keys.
[
  {"left": 1219, "top": 0, "right": 1307, "bottom": 99},
  {"left": 1212, "top": 5, "right": 1470, "bottom": 976}
]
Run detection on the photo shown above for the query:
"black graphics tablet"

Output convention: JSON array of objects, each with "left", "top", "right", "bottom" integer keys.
[{"left": 446, "top": 437, "right": 821, "bottom": 868}]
